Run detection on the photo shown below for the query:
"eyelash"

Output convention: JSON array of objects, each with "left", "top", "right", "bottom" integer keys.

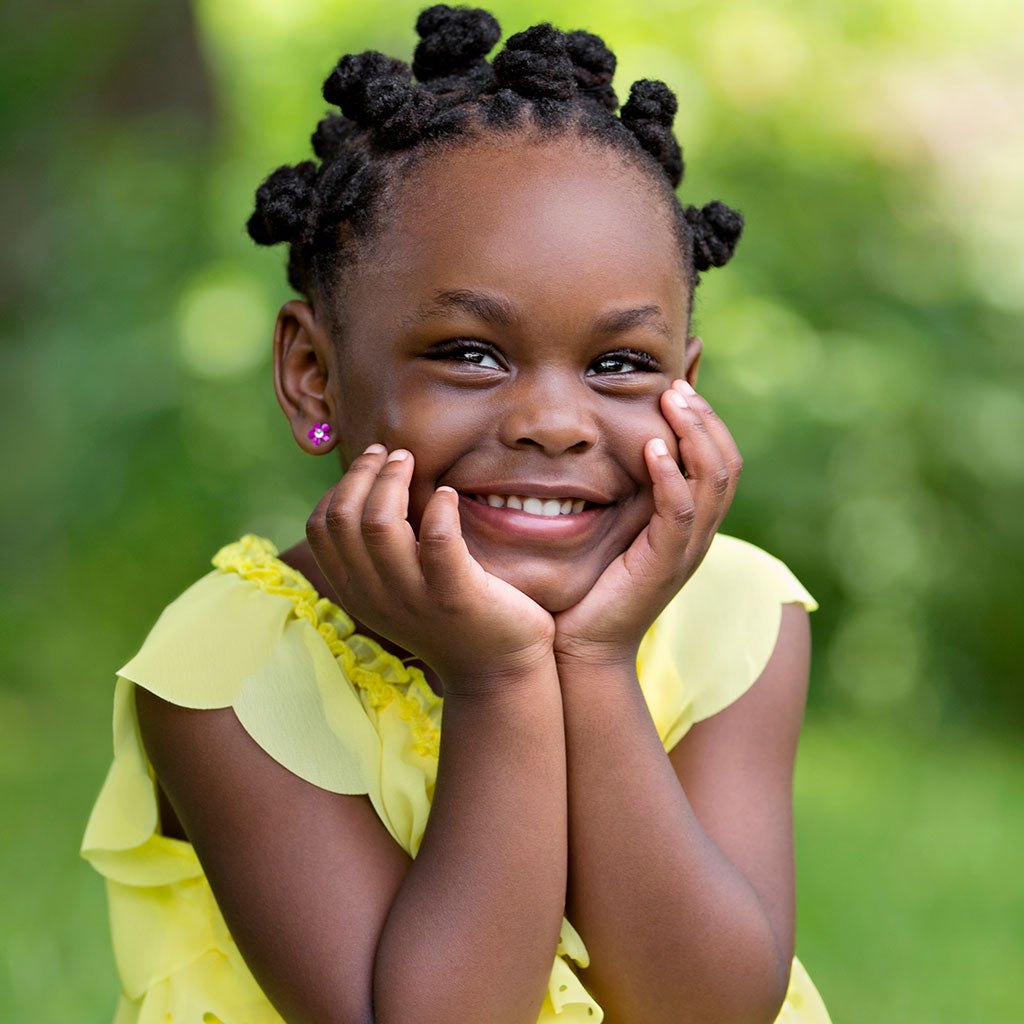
[
  {"left": 424, "top": 339, "right": 503, "bottom": 367},
  {"left": 587, "top": 349, "right": 660, "bottom": 375},
  {"left": 424, "top": 340, "right": 660, "bottom": 375}
]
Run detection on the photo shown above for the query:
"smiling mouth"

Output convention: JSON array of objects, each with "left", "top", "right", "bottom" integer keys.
[{"left": 468, "top": 494, "right": 591, "bottom": 517}]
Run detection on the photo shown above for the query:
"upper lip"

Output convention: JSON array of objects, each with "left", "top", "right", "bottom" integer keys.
[{"left": 451, "top": 481, "right": 615, "bottom": 505}]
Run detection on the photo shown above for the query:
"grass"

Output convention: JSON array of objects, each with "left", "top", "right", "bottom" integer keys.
[{"left": 1, "top": 703, "right": 1021, "bottom": 1022}]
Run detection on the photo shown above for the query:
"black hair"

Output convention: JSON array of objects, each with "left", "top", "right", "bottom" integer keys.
[{"left": 247, "top": 5, "right": 742, "bottom": 304}]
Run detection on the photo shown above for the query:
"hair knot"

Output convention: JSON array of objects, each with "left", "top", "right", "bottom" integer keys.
[
  {"left": 413, "top": 5, "right": 501, "bottom": 82},
  {"left": 565, "top": 30, "right": 617, "bottom": 111},
  {"left": 311, "top": 115, "right": 358, "bottom": 161},
  {"left": 246, "top": 162, "right": 317, "bottom": 246},
  {"left": 323, "top": 51, "right": 410, "bottom": 114},
  {"left": 493, "top": 24, "right": 576, "bottom": 101},
  {"left": 620, "top": 79, "right": 683, "bottom": 186},
  {"left": 322, "top": 51, "right": 436, "bottom": 147},
  {"left": 685, "top": 201, "right": 744, "bottom": 271}
]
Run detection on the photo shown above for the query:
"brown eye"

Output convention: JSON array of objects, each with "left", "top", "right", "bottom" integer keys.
[
  {"left": 425, "top": 339, "right": 504, "bottom": 370},
  {"left": 587, "top": 349, "right": 659, "bottom": 375}
]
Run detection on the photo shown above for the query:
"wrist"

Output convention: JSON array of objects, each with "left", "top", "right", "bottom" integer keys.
[
  {"left": 553, "top": 648, "right": 641, "bottom": 692},
  {"left": 553, "top": 636, "right": 640, "bottom": 675},
  {"left": 439, "top": 647, "right": 559, "bottom": 701}
]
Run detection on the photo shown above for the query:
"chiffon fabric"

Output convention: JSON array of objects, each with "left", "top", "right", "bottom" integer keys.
[{"left": 83, "top": 533, "right": 832, "bottom": 1024}]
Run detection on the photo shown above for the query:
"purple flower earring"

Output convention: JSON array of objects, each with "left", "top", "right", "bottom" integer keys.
[{"left": 308, "top": 422, "right": 332, "bottom": 447}]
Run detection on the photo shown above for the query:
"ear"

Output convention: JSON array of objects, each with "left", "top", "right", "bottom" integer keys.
[
  {"left": 273, "top": 300, "right": 337, "bottom": 454},
  {"left": 684, "top": 335, "right": 703, "bottom": 388}
]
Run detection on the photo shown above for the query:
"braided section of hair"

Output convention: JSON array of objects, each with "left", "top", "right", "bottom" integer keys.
[
  {"left": 248, "top": 5, "right": 744, "bottom": 300},
  {"left": 247, "top": 161, "right": 318, "bottom": 246},
  {"left": 323, "top": 52, "right": 436, "bottom": 147},
  {"left": 620, "top": 80, "right": 683, "bottom": 187},
  {"left": 413, "top": 4, "right": 500, "bottom": 91},
  {"left": 492, "top": 24, "right": 577, "bottom": 101},
  {"left": 685, "top": 201, "right": 744, "bottom": 270},
  {"left": 565, "top": 30, "right": 617, "bottom": 112}
]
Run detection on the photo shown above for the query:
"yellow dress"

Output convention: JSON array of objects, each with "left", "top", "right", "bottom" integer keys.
[{"left": 82, "top": 534, "right": 832, "bottom": 1024}]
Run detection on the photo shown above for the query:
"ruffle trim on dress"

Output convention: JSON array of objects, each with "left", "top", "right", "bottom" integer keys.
[{"left": 212, "top": 535, "right": 442, "bottom": 760}]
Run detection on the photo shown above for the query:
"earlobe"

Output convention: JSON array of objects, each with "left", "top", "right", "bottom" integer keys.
[
  {"left": 684, "top": 335, "right": 703, "bottom": 388},
  {"left": 273, "top": 300, "right": 338, "bottom": 454}
]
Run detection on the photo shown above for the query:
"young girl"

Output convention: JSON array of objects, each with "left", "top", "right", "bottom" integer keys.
[{"left": 83, "top": 7, "right": 832, "bottom": 1023}]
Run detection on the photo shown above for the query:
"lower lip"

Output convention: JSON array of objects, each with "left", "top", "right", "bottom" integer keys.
[{"left": 457, "top": 494, "right": 606, "bottom": 542}]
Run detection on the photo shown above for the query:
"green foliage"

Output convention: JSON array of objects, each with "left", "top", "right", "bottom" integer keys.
[{"left": 1, "top": 0, "right": 1022, "bottom": 1020}]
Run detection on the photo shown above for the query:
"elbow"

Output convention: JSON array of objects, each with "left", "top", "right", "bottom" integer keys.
[
  {"left": 709, "top": 939, "right": 792, "bottom": 1024},
  {"left": 666, "top": 926, "right": 793, "bottom": 1024}
]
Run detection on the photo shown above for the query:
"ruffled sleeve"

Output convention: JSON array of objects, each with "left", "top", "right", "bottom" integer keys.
[
  {"left": 637, "top": 533, "right": 817, "bottom": 753},
  {"left": 80, "top": 536, "right": 449, "bottom": 1024}
]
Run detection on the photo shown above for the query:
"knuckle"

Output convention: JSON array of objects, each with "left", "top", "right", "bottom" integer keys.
[
  {"left": 345, "top": 458, "right": 380, "bottom": 478},
  {"left": 670, "top": 502, "right": 696, "bottom": 530},
  {"left": 306, "top": 510, "right": 327, "bottom": 543},
  {"left": 324, "top": 502, "right": 352, "bottom": 533},
  {"left": 420, "top": 525, "right": 458, "bottom": 549},
  {"left": 709, "top": 466, "right": 731, "bottom": 497},
  {"left": 360, "top": 512, "right": 396, "bottom": 542}
]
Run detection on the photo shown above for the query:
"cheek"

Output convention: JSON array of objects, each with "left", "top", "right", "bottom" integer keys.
[{"left": 609, "top": 397, "right": 677, "bottom": 477}]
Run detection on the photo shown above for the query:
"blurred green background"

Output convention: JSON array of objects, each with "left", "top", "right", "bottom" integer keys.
[{"left": 2, "top": 0, "right": 1022, "bottom": 1020}]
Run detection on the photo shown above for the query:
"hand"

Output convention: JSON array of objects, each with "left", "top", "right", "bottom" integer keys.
[
  {"left": 307, "top": 445, "right": 556, "bottom": 695},
  {"left": 552, "top": 380, "right": 742, "bottom": 668}
]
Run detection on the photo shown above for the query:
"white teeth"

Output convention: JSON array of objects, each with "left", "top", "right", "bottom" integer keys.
[{"left": 471, "top": 494, "right": 590, "bottom": 516}]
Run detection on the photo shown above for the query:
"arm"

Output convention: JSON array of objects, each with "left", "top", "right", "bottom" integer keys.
[
  {"left": 558, "top": 602, "right": 809, "bottom": 1024},
  {"left": 137, "top": 447, "right": 569, "bottom": 1024},
  {"left": 137, "top": 663, "right": 566, "bottom": 1024},
  {"left": 553, "top": 380, "right": 805, "bottom": 1022}
]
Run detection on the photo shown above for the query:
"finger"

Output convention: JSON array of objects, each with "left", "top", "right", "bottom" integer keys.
[
  {"left": 358, "top": 449, "right": 422, "bottom": 590},
  {"left": 661, "top": 385, "right": 732, "bottom": 538},
  {"left": 674, "top": 380, "right": 743, "bottom": 510},
  {"left": 417, "top": 486, "right": 480, "bottom": 611},
  {"left": 641, "top": 435, "right": 697, "bottom": 561},
  {"left": 307, "top": 444, "right": 388, "bottom": 585}
]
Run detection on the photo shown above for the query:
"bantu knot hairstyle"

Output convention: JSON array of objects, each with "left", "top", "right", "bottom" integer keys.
[{"left": 248, "top": 5, "right": 742, "bottom": 299}]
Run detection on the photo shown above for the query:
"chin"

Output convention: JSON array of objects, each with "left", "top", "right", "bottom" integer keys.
[{"left": 495, "top": 567, "right": 596, "bottom": 614}]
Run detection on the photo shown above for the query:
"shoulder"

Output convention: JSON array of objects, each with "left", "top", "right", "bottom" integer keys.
[
  {"left": 115, "top": 535, "right": 383, "bottom": 795},
  {"left": 638, "top": 534, "right": 816, "bottom": 750}
]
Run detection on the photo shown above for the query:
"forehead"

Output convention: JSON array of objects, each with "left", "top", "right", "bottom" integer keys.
[{"left": 343, "top": 136, "right": 691, "bottom": 332}]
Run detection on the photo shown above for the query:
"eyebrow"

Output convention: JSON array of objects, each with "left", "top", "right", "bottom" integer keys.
[
  {"left": 411, "top": 289, "right": 520, "bottom": 327},
  {"left": 594, "top": 305, "right": 674, "bottom": 340},
  {"left": 410, "top": 289, "right": 674, "bottom": 339}
]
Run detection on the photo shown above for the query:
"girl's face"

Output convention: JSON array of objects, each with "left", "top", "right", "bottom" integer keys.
[{"left": 323, "top": 138, "right": 696, "bottom": 612}]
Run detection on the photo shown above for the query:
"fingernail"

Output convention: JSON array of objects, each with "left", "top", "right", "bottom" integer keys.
[
  {"left": 386, "top": 449, "right": 408, "bottom": 462},
  {"left": 436, "top": 485, "right": 457, "bottom": 495},
  {"left": 678, "top": 380, "right": 696, "bottom": 395},
  {"left": 363, "top": 443, "right": 386, "bottom": 455},
  {"left": 650, "top": 437, "right": 669, "bottom": 457},
  {"left": 668, "top": 390, "right": 688, "bottom": 408}
]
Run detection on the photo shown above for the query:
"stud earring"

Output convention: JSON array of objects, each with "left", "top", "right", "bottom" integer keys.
[{"left": 308, "top": 422, "right": 332, "bottom": 447}]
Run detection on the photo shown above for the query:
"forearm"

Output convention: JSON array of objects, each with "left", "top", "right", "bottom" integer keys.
[
  {"left": 559, "top": 660, "right": 787, "bottom": 1024},
  {"left": 373, "top": 662, "right": 568, "bottom": 1024}
]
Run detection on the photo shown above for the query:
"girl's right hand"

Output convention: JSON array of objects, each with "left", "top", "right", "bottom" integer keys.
[{"left": 307, "top": 445, "right": 556, "bottom": 695}]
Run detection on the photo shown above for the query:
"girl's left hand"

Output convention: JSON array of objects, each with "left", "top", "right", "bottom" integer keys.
[{"left": 553, "top": 380, "right": 742, "bottom": 668}]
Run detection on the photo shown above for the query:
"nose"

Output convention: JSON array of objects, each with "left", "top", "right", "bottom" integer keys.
[{"left": 498, "top": 372, "right": 598, "bottom": 456}]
